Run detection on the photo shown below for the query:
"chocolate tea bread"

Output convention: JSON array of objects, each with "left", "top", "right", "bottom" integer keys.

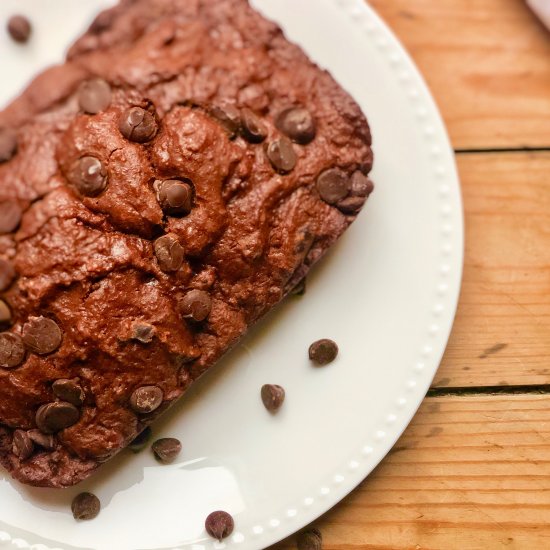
[{"left": 0, "top": 0, "right": 374, "bottom": 487}]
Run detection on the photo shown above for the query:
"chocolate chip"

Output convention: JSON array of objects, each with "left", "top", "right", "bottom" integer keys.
[
  {"left": 72, "top": 492, "right": 101, "bottom": 521},
  {"left": 7, "top": 15, "right": 32, "bottom": 43},
  {"left": 290, "top": 278, "right": 306, "bottom": 296},
  {"left": 0, "top": 128, "right": 18, "bottom": 163},
  {"left": 309, "top": 339, "right": 339, "bottom": 366},
  {"left": 0, "top": 332, "right": 25, "bottom": 369},
  {"left": 78, "top": 78, "right": 112, "bottom": 114},
  {"left": 22, "top": 316, "right": 63, "bottom": 355},
  {"left": 276, "top": 108, "right": 316, "bottom": 145},
  {"left": 267, "top": 137, "right": 297, "bottom": 174},
  {"left": 210, "top": 103, "right": 241, "bottom": 138},
  {"left": 128, "top": 427, "right": 152, "bottom": 453},
  {"left": 69, "top": 156, "right": 108, "bottom": 197},
  {"left": 205, "top": 511, "right": 235, "bottom": 542},
  {"left": 337, "top": 195, "right": 366, "bottom": 215},
  {"left": 27, "top": 429, "right": 56, "bottom": 450},
  {"left": 0, "top": 259, "right": 16, "bottom": 292},
  {"left": 297, "top": 528, "right": 323, "bottom": 550},
  {"left": 154, "top": 234, "right": 184, "bottom": 272},
  {"left": 52, "top": 379, "right": 85, "bottom": 407},
  {"left": 36, "top": 402, "right": 80, "bottom": 434},
  {"left": 0, "top": 200, "right": 22, "bottom": 234},
  {"left": 0, "top": 300, "right": 11, "bottom": 325},
  {"left": 350, "top": 170, "right": 374, "bottom": 198},
  {"left": 241, "top": 108, "right": 267, "bottom": 143},
  {"left": 156, "top": 180, "right": 193, "bottom": 216},
  {"left": 181, "top": 290, "right": 212, "bottom": 322},
  {"left": 316, "top": 169, "right": 351, "bottom": 205},
  {"left": 130, "top": 386, "right": 163, "bottom": 414},
  {"left": 261, "top": 384, "right": 285, "bottom": 412},
  {"left": 152, "top": 437, "right": 182, "bottom": 464},
  {"left": 119, "top": 107, "right": 158, "bottom": 143},
  {"left": 130, "top": 321, "right": 156, "bottom": 344},
  {"left": 12, "top": 430, "right": 34, "bottom": 460}
]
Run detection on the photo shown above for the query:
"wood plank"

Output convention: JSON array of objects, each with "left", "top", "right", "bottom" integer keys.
[
  {"left": 369, "top": 0, "right": 550, "bottom": 149},
  {"left": 433, "top": 152, "right": 550, "bottom": 388},
  {"left": 269, "top": 394, "right": 550, "bottom": 549}
]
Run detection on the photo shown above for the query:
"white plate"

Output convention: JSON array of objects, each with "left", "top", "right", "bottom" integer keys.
[{"left": 0, "top": 1, "right": 464, "bottom": 549}]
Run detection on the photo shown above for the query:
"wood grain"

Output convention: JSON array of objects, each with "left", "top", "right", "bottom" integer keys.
[
  {"left": 370, "top": 0, "right": 550, "bottom": 149},
  {"left": 433, "top": 152, "right": 550, "bottom": 388},
  {"left": 269, "top": 395, "right": 550, "bottom": 549}
]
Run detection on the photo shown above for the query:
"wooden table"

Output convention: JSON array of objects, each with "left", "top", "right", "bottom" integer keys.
[{"left": 271, "top": 1, "right": 550, "bottom": 548}]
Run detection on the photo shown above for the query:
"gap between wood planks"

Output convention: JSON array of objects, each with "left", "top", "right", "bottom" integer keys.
[
  {"left": 455, "top": 146, "right": 550, "bottom": 154},
  {"left": 428, "top": 384, "right": 550, "bottom": 397}
]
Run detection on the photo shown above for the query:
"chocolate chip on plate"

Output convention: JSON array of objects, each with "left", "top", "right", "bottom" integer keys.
[
  {"left": 261, "top": 384, "right": 285, "bottom": 412},
  {"left": 0, "top": 128, "right": 18, "bottom": 163},
  {"left": 309, "top": 339, "right": 339, "bottom": 366},
  {"left": 241, "top": 108, "right": 267, "bottom": 143},
  {"left": 119, "top": 106, "right": 158, "bottom": 143},
  {"left": 210, "top": 103, "right": 241, "bottom": 138},
  {"left": 52, "top": 379, "right": 85, "bottom": 407},
  {"left": 154, "top": 234, "right": 184, "bottom": 272},
  {"left": 72, "top": 492, "right": 101, "bottom": 521},
  {"left": 181, "top": 290, "right": 212, "bottom": 322},
  {"left": 78, "top": 78, "right": 112, "bottom": 114},
  {"left": 152, "top": 437, "right": 182, "bottom": 464},
  {"left": 12, "top": 430, "right": 34, "bottom": 460},
  {"left": 0, "top": 199, "right": 22, "bottom": 234},
  {"left": 22, "top": 316, "right": 62, "bottom": 355},
  {"left": 205, "top": 511, "right": 235, "bottom": 542},
  {"left": 276, "top": 108, "right": 316, "bottom": 145},
  {"left": 290, "top": 277, "right": 306, "bottom": 296},
  {"left": 156, "top": 180, "right": 193, "bottom": 216},
  {"left": 0, "top": 259, "right": 16, "bottom": 292},
  {"left": 129, "top": 386, "right": 164, "bottom": 414},
  {"left": 316, "top": 168, "right": 351, "bottom": 205},
  {"left": 69, "top": 156, "right": 108, "bottom": 197},
  {"left": 0, "top": 300, "right": 11, "bottom": 325},
  {"left": 297, "top": 528, "right": 323, "bottom": 550},
  {"left": 7, "top": 15, "right": 32, "bottom": 43},
  {"left": 0, "top": 332, "right": 25, "bottom": 369},
  {"left": 128, "top": 427, "right": 152, "bottom": 453},
  {"left": 36, "top": 402, "right": 80, "bottom": 434},
  {"left": 267, "top": 137, "right": 297, "bottom": 174},
  {"left": 27, "top": 429, "right": 56, "bottom": 450}
]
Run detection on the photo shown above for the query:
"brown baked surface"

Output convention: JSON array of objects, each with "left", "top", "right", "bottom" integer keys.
[{"left": 0, "top": 0, "right": 373, "bottom": 487}]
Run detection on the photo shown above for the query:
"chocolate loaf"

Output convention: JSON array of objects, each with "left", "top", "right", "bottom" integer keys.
[{"left": 0, "top": 0, "right": 374, "bottom": 487}]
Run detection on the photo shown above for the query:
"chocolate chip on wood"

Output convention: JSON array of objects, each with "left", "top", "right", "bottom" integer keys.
[{"left": 297, "top": 528, "right": 323, "bottom": 550}]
